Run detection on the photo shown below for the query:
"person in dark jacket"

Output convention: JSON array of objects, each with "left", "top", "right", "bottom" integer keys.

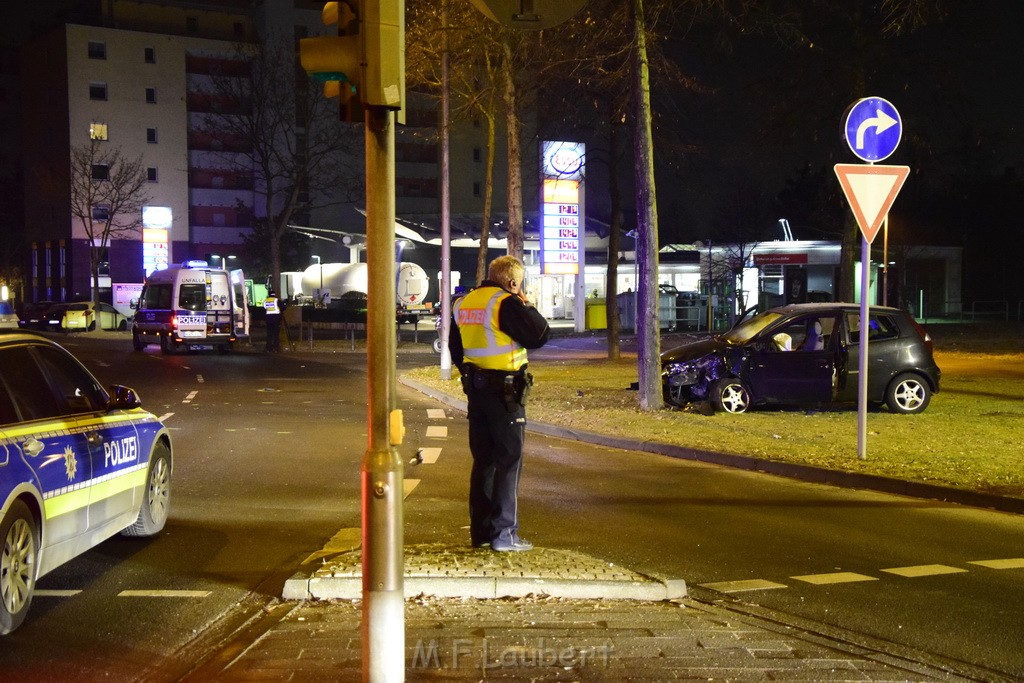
[{"left": 450, "top": 255, "right": 550, "bottom": 552}]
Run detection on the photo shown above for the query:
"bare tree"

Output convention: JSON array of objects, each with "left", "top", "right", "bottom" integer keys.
[
  {"left": 192, "top": 33, "right": 360, "bottom": 289},
  {"left": 67, "top": 138, "right": 150, "bottom": 309}
]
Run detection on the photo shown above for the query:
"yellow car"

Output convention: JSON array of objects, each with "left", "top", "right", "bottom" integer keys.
[{"left": 55, "top": 302, "right": 129, "bottom": 332}]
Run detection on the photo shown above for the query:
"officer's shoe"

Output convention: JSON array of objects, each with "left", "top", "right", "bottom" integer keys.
[{"left": 491, "top": 536, "right": 533, "bottom": 552}]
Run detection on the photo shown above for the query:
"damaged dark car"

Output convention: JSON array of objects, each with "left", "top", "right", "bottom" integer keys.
[{"left": 660, "top": 303, "right": 941, "bottom": 415}]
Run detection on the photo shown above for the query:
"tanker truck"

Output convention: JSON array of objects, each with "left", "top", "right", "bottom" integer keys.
[{"left": 298, "top": 261, "right": 434, "bottom": 322}]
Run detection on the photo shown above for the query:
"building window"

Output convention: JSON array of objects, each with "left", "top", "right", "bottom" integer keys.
[
  {"left": 88, "top": 41, "right": 106, "bottom": 60},
  {"left": 90, "top": 122, "right": 108, "bottom": 141},
  {"left": 92, "top": 165, "right": 109, "bottom": 181},
  {"left": 473, "top": 181, "right": 481, "bottom": 198},
  {"left": 144, "top": 47, "right": 156, "bottom": 63},
  {"left": 89, "top": 83, "right": 107, "bottom": 101},
  {"left": 92, "top": 204, "right": 110, "bottom": 220},
  {"left": 145, "top": 87, "right": 156, "bottom": 104},
  {"left": 186, "top": 16, "right": 199, "bottom": 33},
  {"left": 147, "top": 167, "right": 158, "bottom": 183},
  {"left": 472, "top": 147, "right": 481, "bottom": 162},
  {"left": 146, "top": 128, "right": 157, "bottom": 143}
]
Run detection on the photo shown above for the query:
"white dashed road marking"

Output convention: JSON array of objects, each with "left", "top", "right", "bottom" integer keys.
[
  {"left": 881, "top": 564, "right": 968, "bottom": 578},
  {"left": 183, "top": 391, "right": 198, "bottom": 404},
  {"left": 426, "top": 408, "right": 446, "bottom": 419},
  {"left": 35, "top": 590, "right": 82, "bottom": 597},
  {"left": 425, "top": 425, "right": 448, "bottom": 438},
  {"left": 698, "top": 579, "right": 787, "bottom": 593},
  {"left": 417, "top": 447, "right": 442, "bottom": 464},
  {"left": 118, "top": 590, "right": 212, "bottom": 598},
  {"left": 403, "top": 479, "right": 420, "bottom": 498},
  {"left": 791, "top": 572, "right": 878, "bottom": 585},
  {"left": 969, "top": 558, "right": 1024, "bottom": 569},
  {"left": 157, "top": 412, "right": 174, "bottom": 423}
]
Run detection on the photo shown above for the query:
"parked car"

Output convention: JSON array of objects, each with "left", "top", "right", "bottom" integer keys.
[
  {"left": 0, "top": 302, "right": 18, "bottom": 329},
  {"left": 661, "top": 303, "right": 941, "bottom": 415},
  {"left": 51, "top": 301, "right": 129, "bottom": 332},
  {"left": 0, "top": 333, "right": 172, "bottom": 633},
  {"left": 17, "top": 301, "right": 56, "bottom": 330},
  {"left": 44, "top": 303, "right": 71, "bottom": 332}
]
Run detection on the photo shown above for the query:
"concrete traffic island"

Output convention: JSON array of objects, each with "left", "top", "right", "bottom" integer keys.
[{"left": 284, "top": 543, "right": 686, "bottom": 601}]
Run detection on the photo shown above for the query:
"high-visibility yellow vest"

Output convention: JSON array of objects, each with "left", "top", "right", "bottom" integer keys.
[
  {"left": 264, "top": 296, "right": 280, "bottom": 315},
  {"left": 454, "top": 286, "right": 527, "bottom": 371}
]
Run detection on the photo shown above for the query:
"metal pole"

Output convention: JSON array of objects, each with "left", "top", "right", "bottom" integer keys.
[
  {"left": 362, "top": 104, "right": 404, "bottom": 682},
  {"left": 882, "top": 214, "right": 888, "bottom": 307},
  {"left": 438, "top": 0, "right": 452, "bottom": 381},
  {"left": 857, "top": 237, "right": 870, "bottom": 460}
]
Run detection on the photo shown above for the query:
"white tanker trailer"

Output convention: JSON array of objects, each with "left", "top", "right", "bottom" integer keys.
[{"left": 299, "top": 261, "right": 433, "bottom": 319}]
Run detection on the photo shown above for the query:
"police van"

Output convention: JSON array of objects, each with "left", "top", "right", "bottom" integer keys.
[{"left": 132, "top": 261, "right": 250, "bottom": 354}]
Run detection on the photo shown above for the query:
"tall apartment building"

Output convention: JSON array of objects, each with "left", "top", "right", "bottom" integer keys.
[{"left": 17, "top": 0, "right": 500, "bottom": 304}]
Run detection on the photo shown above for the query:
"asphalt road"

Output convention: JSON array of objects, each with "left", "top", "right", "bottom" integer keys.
[{"left": 1, "top": 331, "right": 1021, "bottom": 680}]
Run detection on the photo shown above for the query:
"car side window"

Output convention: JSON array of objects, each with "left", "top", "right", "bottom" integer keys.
[
  {"left": 0, "top": 364, "right": 20, "bottom": 425},
  {"left": 0, "top": 347, "right": 66, "bottom": 421},
  {"left": 769, "top": 315, "right": 835, "bottom": 352},
  {"left": 33, "top": 346, "right": 107, "bottom": 415},
  {"left": 846, "top": 312, "right": 899, "bottom": 344}
]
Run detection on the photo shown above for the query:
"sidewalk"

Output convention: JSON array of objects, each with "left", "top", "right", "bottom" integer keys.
[{"left": 203, "top": 593, "right": 966, "bottom": 681}]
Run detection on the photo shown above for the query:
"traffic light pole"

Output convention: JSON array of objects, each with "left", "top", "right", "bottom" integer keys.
[{"left": 362, "top": 104, "right": 404, "bottom": 681}]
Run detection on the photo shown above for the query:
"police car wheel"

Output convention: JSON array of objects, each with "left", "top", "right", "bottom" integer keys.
[
  {"left": 0, "top": 500, "right": 39, "bottom": 635},
  {"left": 122, "top": 442, "right": 171, "bottom": 537},
  {"left": 132, "top": 331, "right": 145, "bottom": 351}
]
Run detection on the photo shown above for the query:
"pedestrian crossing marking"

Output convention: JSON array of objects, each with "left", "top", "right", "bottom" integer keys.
[
  {"left": 880, "top": 564, "right": 967, "bottom": 578},
  {"left": 118, "top": 590, "right": 211, "bottom": 598},
  {"left": 417, "top": 447, "right": 441, "bottom": 464},
  {"left": 426, "top": 409, "right": 446, "bottom": 419},
  {"left": 403, "top": 479, "right": 420, "bottom": 498},
  {"left": 698, "top": 579, "right": 787, "bottom": 593},
  {"left": 425, "top": 426, "right": 448, "bottom": 438},
  {"left": 791, "top": 572, "right": 877, "bottom": 585},
  {"left": 35, "top": 589, "right": 82, "bottom": 597},
  {"left": 968, "top": 558, "right": 1024, "bottom": 570}
]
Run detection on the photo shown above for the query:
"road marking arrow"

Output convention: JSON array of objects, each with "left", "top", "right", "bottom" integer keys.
[{"left": 854, "top": 109, "right": 898, "bottom": 149}]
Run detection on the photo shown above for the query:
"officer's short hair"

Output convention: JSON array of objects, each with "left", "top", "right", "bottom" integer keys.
[{"left": 488, "top": 255, "right": 524, "bottom": 286}]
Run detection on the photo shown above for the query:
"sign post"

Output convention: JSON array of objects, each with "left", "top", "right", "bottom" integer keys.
[{"left": 836, "top": 96, "right": 908, "bottom": 460}]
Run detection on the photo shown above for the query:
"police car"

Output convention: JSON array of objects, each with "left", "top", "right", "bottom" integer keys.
[{"left": 0, "top": 333, "right": 172, "bottom": 634}]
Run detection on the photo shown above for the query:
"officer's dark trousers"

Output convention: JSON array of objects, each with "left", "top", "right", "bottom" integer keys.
[
  {"left": 265, "top": 315, "right": 280, "bottom": 352},
  {"left": 466, "top": 386, "right": 526, "bottom": 546}
]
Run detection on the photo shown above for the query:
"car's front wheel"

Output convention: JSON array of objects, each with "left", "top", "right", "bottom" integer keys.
[
  {"left": 122, "top": 442, "right": 171, "bottom": 537},
  {"left": 885, "top": 373, "right": 931, "bottom": 414},
  {"left": 0, "top": 500, "right": 39, "bottom": 634},
  {"left": 711, "top": 378, "right": 751, "bottom": 414}
]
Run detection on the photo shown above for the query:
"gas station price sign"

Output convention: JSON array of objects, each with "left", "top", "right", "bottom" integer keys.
[{"left": 540, "top": 141, "right": 585, "bottom": 275}]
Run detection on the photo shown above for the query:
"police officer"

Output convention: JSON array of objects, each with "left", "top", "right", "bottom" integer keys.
[
  {"left": 264, "top": 289, "right": 281, "bottom": 352},
  {"left": 449, "top": 255, "right": 550, "bottom": 552}
]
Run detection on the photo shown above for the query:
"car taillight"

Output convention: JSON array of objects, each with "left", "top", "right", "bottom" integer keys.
[{"left": 909, "top": 318, "right": 933, "bottom": 354}]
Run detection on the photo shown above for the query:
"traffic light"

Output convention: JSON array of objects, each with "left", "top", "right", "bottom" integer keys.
[{"left": 300, "top": 1, "right": 363, "bottom": 122}]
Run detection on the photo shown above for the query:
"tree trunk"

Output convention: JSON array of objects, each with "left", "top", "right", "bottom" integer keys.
[
  {"left": 605, "top": 119, "right": 622, "bottom": 361},
  {"left": 501, "top": 36, "right": 524, "bottom": 260},
  {"left": 632, "top": 0, "right": 662, "bottom": 411},
  {"left": 477, "top": 107, "right": 497, "bottom": 285}
]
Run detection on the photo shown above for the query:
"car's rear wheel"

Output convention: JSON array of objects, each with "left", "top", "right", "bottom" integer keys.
[
  {"left": 711, "top": 378, "right": 751, "bottom": 414},
  {"left": 885, "top": 373, "right": 931, "bottom": 414},
  {"left": 1, "top": 500, "right": 39, "bottom": 635},
  {"left": 122, "top": 442, "right": 171, "bottom": 537}
]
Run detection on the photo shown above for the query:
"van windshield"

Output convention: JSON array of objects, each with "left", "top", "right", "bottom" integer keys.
[{"left": 140, "top": 284, "right": 172, "bottom": 309}]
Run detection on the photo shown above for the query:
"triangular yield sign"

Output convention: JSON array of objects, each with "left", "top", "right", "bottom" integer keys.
[{"left": 834, "top": 164, "right": 910, "bottom": 243}]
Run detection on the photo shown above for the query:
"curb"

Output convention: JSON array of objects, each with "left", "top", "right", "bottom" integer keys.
[
  {"left": 399, "top": 376, "right": 1024, "bottom": 515},
  {"left": 284, "top": 574, "right": 686, "bottom": 602}
]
